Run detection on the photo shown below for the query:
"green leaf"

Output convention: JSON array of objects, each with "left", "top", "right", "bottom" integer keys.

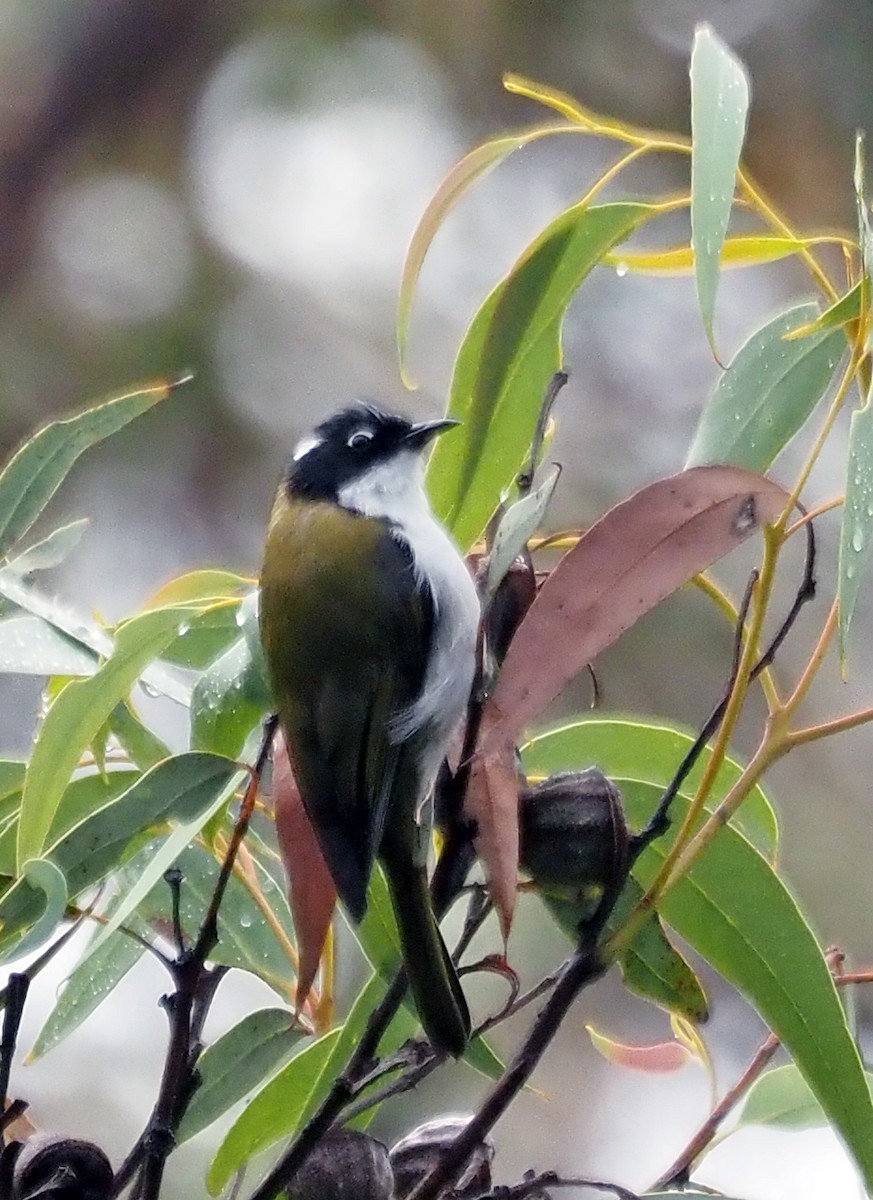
[
  {"left": 144, "top": 569, "right": 250, "bottom": 609},
  {"left": 685, "top": 303, "right": 844, "bottom": 472},
  {"left": 784, "top": 282, "right": 862, "bottom": 341},
  {"left": 10, "top": 859, "right": 68, "bottom": 959},
  {"left": 621, "top": 779, "right": 873, "bottom": 1191},
  {"left": 397, "top": 123, "right": 580, "bottom": 378},
  {"left": 207, "top": 1028, "right": 342, "bottom": 1195},
  {"left": 179, "top": 1008, "right": 305, "bottom": 1143},
  {"left": 839, "top": 393, "right": 873, "bottom": 665},
  {"left": 29, "top": 920, "right": 148, "bottom": 1060},
  {"left": 0, "top": 762, "right": 25, "bottom": 804},
  {"left": 71, "top": 763, "right": 244, "bottom": 962},
  {"left": 522, "top": 716, "right": 778, "bottom": 857},
  {"left": 539, "top": 881, "right": 708, "bottom": 1024},
  {"left": 0, "top": 756, "right": 237, "bottom": 951},
  {"left": 17, "top": 607, "right": 188, "bottom": 868},
  {"left": 426, "top": 201, "right": 654, "bottom": 550},
  {"left": 734, "top": 1062, "right": 853, "bottom": 1132},
  {"left": 161, "top": 604, "right": 243, "bottom": 670},
  {"left": 486, "top": 466, "right": 560, "bottom": 595},
  {"left": 106, "top": 702, "right": 170, "bottom": 770},
  {"left": 0, "top": 615, "right": 97, "bottom": 676},
  {"left": 191, "top": 634, "right": 271, "bottom": 758},
  {"left": 7, "top": 519, "right": 90, "bottom": 575},
  {"left": 689, "top": 24, "right": 750, "bottom": 354},
  {"left": 0, "top": 378, "right": 181, "bottom": 560}
]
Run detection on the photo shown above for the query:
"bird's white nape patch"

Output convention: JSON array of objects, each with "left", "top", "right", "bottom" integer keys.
[{"left": 292, "top": 433, "right": 323, "bottom": 462}]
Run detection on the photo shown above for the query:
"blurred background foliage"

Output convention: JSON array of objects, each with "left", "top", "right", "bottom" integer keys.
[{"left": 1, "top": 2, "right": 872, "bottom": 1196}]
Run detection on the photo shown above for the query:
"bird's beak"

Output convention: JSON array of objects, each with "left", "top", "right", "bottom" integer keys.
[{"left": 404, "top": 418, "right": 460, "bottom": 451}]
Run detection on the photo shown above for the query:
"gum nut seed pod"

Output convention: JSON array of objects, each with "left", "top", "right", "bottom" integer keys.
[
  {"left": 285, "top": 1129, "right": 393, "bottom": 1200},
  {"left": 12, "top": 1134, "right": 112, "bottom": 1200},
  {"left": 520, "top": 768, "right": 628, "bottom": 894},
  {"left": 390, "top": 1115, "right": 494, "bottom": 1198}
]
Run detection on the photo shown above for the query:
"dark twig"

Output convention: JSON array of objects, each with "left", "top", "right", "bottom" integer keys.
[
  {"left": 164, "top": 867, "right": 185, "bottom": 957},
  {"left": 632, "top": 514, "right": 816, "bottom": 859},
  {"left": 653, "top": 1033, "right": 780, "bottom": 1188},
  {"left": 452, "top": 884, "right": 492, "bottom": 965},
  {"left": 484, "top": 1171, "right": 639, "bottom": 1200},
  {"left": 517, "top": 372, "right": 569, "bottom": 494},
  {"left": 0, "top": 975, "right": 28, "bottom": 1109},
  {"left": 0, "top": 1098, "right": 28, "bottom": 1138},
  {"left": 114, "top": 716, "right": 277, "bottom": 1200}
]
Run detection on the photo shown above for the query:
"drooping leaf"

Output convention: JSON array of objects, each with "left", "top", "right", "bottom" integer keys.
[
  {"left": 619, "top": 779, "right": 873, "bottom": 1192},
  {"left": 7, "top": 859, "right": 68, "bottom": 960},
  {"left": 0, "top": 615, "right": 96, "bottom": 676},
  {"left": 29, "top": 919, "right": 149, "bottom": 1060},
  {"left": 6, "top": 519, "right": 90, "bottom": 575},
  {"left": 398, "top": 123, "right": 581, "bottom": 378},
  {"left": 486, "top": 466, "right": 560, "bottom": 595},
  {"left": 689, "top": 24, "right": 750, "bottom": 354},
  {"left": 469, "top": 467, "right": 790, "bottom": 932},
  {"left": 191, "top": 634, "right": 271, "bottom": 758},
  {"left": 426, "top": 201, "right": 655, "bottom": 550},
  {"left": 604, "top": 235, "right": 843, "bottom": 275},
  {"left": 207, "top": 1028, "right": 341, "bottom": 1196},
  {"left": 17, "top": 606, "right": 190, "bottom": 868},
  {"left": 587, "top": 1024, "right": 695, "bottom": 1073},
  {"left": 523, "top": 716, "right": 778, "bottom": 857},
  {"left": 839, "top": 381, "right": 873, "bottom": 666},
  {"left": 686, "top": 303, "right": 844, "bottom": 472},
  {"left": 179, "top": 1008, "right": 305, "bottom": 1143},
  {"left": 272, "top": 734, "right": 335, "bottom": 1011},
  {"left": 0, "top": 377, "right": 184, "bottom": 559},
  {"left": 106, "top": 701, "right": 170, "bottom": 770}
]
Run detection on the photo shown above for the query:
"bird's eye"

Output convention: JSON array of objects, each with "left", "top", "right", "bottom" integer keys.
[{"left": 347, "top": 430, "right": 374, "bottom": 450}]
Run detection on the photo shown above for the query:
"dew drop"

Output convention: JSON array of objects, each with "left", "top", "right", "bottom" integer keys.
[{"left": 852, "top": 529, "right": 865, "bottom": 553}]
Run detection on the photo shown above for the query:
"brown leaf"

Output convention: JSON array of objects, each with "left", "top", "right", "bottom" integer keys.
[
  {"left": 468, "top": 465, "right": 789, "bottom": 936},
  {"left": 272, "top": 732, "right": 337, "bottom": 1013},
  {"left": 465, "top": 715, "right": 521, "bottom": 939},
  {"left": 487, "top": 465, "right": 789, "bottom": 741}
]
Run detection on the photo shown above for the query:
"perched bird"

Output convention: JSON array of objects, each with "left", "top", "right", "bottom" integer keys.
[{"left": 259, "top": 404, "right": 480, "bottom": 1056}]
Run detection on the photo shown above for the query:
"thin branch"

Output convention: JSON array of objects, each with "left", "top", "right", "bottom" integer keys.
[
  {"left": 0, "top": 976, "right": 28, "bottom": 1109},
  {"left": 653, "top": 1034, "right": 780, "bottom": 1189},
  {"left": 483, "top": 1172, "right": 639, "bottom": 1200}
]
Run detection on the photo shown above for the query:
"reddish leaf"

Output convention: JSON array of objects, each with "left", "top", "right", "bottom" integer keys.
[
  {"left": 490, "top": 465, "right": 789, "bottom": 739},
  {"left": 272, "top": 733, "right": 336, "bottom": 1012},
  {"left": 587, "top": 1024, "right": 695, "bottom": 1073},
  {"left": 469, "top": 465, "right": 789, "bottom": 935}
]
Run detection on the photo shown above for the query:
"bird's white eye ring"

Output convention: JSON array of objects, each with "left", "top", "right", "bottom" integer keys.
[{"left": 347, "top": 430, "right": 374, "bottom": 449}]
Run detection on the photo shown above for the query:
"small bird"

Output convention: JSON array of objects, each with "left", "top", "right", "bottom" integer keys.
[{"left": 259, "top": 404, "right": 480, "bottom": 1056}]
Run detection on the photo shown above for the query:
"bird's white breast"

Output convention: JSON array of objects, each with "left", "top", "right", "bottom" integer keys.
[{"left": 338, "top": 452, "right": 480, "bottom": 763}]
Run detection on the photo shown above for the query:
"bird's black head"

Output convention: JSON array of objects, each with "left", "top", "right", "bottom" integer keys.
[{"left": 285, "top": 404, "right": 457, "bottom": 502}]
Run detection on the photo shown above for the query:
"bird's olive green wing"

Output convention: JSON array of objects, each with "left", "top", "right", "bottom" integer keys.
[{"left": 259, "top": 498, "right": 433, "bottom": 919}]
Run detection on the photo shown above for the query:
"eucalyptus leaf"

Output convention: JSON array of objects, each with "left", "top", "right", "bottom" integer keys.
[
  {"left": 6, "top": 519, "right": 90, "bottom": 575},
  {"left": 426, "top": 201, "right": 654, "bottom": 550},
  {"left": 179, "top": 1008, "right": 305, "bottom": 1143},
  {"left": 0, "top": 378, "right": 180, "bottom": 559},
  {"left": 0, "top": 615, "right": 96, "bottom": 676},
  {"left": 487, "top": 466, "right": 560, "bottom": 595},
  {"left": 686, "top": 303, "right": 844, "bottom": 473},
  {"left": 207, "top": 1028, "right": 342, "bottom": 1195},
  {"left": 689, "top": 24, "right": 750, "bottom": 353},
  {"left": 191, "top": 634, "right": 271, "bottom": 758},
  {"left": 839, "top": 367, "right": 873, "bottom": 665},
  {"left": 29, "top": 919, "right": 149, "bottom": 1060},
  {"left": 18, "top": 607, "right": 191, "bottom": 868}
]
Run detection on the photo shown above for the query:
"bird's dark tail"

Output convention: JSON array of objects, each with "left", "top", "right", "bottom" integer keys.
[{"left": 382, "top": 847, "right": 470, "bottom": 1058}]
